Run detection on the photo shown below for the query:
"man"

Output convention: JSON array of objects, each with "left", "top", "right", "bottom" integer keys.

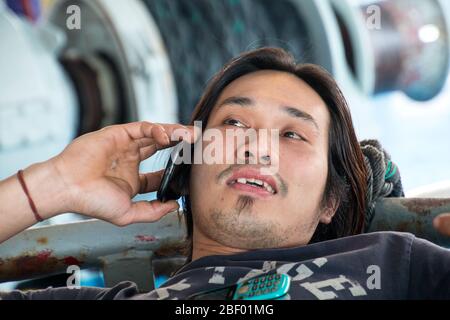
[{"left": 0, "top": 47, "right": 449, "bottom": 300}]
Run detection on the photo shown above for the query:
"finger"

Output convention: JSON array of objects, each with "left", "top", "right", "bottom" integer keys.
[
  {"left": 164, "top": 124, "right": 197, "bottom": 144},
  {"left": 121, "top": 121, "right": 157, "bottom": 140},
  {"left": 119, "top": 200, "right": 180, "bottom": 225},
  {"left": 138, "top": 124, "right": 172, "bottom": 151},
  {"left": 121, "top": 121, "right": 169, "bottom": 148},
  {"left": 135, "top": 137, "right": 155, "bottom": 148},
  {"left": 139, "top": 145, "right": 159, "bottom": 161},
  {"left": 138, "top": 125, "right": 197, "bottom": 161},
  {"left": 152, "top": 124, "right": 171, "bottom": 145},
  {"left": 138, "top": 140, "right": 179, "bottom": 161},
  {"left": 136, "top": 136, "right": 186, "bottom": 149},
  {"left": 139, "top": 170, "right": 164, "bottom": 194},
  {"left": 123, "top": 121, "right": 196, "bottom": 144},
  {"left": 433, "top": 213, "right": 450, "bottom": 237}
]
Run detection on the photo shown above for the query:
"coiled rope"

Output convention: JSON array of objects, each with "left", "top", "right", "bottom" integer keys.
[{"left": 361, "top": 139, "right": 405, "bottom": 230}]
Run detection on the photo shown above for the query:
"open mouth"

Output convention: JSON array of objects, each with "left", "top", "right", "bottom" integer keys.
[
  {"left": 228, "top": 177, "right": 276, "bottom": 194},
  {"left": 225, "top": 168, "right": 278, "bottom": 197}
]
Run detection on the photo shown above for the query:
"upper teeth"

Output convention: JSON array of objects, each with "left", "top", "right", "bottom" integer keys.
[{"left": 234, "top": 178, "right": 275, "bottom": 194}]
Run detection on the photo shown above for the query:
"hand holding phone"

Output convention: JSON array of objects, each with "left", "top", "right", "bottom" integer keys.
[{"left": 157, "top": 141, "right": 192, "bottom": 203}]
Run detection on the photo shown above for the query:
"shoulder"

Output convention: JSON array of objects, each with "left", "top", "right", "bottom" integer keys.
[
  {"left": 406, "top": 234, "right": 450, "bottom": 299},
  {"left": 349, "top": 230, "right": 416, "bottom": 242},
  {"left": 362, "top": 231, "right": 416, "bottom": 250},
  {"left": 308, "top": 231, "right": 417, "bottom": 254}
]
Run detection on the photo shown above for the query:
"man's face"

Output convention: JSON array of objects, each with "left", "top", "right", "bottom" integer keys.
[{"left": 189, "top": 70, "right": 335, "bottom": 253}]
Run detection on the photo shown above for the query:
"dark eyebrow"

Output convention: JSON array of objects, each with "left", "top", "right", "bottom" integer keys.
[
  {"left": 218, "top": 96, "right": 254, "bottom": 108},
  {"left": 282, "top": 106, "right": 320, "bottom": 133},
  {"left": 218, "top": 96, "right": 320, "bottom": 134}
]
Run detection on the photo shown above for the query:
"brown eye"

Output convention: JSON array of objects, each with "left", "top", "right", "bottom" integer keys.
[
  {"left": 283, "top": 131, "right": 305, "bottom": 141},
  {"left": 223, "top": 118, "right": 246, "bottom": 128}
]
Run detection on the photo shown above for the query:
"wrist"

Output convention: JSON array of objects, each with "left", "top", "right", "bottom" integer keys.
[{"left": 23, "top": 159, "right": 73, "bottom": 220}]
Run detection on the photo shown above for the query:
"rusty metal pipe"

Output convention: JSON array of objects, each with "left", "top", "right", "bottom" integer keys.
[
  {"left": 369, "top": 198, "right": 450, "bottom": 247},
  {"left": 1, "top": 198, "right": 449, "bottom": 284},
  {"left": 0, "top": 212, "right": 186, "bottom": 283}
]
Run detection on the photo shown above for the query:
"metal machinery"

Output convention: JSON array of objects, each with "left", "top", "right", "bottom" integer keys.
[
  {"left": 1, "top": 0, "right": 450, "bottom": 291},
  {"left": 0, "top": 0, "right": 178, "bottom": 216}
]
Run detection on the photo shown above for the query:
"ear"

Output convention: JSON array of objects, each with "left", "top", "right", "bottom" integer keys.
[{"left": 319, "top": 196, "right": 339, "bottom": 225}]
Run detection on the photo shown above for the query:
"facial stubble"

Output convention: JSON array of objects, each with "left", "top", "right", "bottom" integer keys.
[{"left": 206, "top": 195, "right": 289, "bottom": 249}]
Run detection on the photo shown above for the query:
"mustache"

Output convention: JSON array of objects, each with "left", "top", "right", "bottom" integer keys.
[{"left": 217, "top": 164, "right": 288, "bottom": 196}]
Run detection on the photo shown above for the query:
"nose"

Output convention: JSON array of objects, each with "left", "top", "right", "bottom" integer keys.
[
  {"left": 241, "top": 150, "right": 271, "bottom": 165},
  {"left": 235, "top": 130, "right": 277, "bottom": 166}
]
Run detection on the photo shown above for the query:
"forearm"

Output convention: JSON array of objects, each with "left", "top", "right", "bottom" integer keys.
[{"left": 0, "top": 159, "right": 70, "bottom": 243}]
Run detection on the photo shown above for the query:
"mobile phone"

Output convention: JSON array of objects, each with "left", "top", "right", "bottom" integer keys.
[
  {"left": 157, "top": 141, "right": 191, "bottom": 203},
  {"left": 188, "top": 273, "right": 291, "bottom": 300},
  {"left": 233, "top": 273, "right": 290, "bottom": 300}
]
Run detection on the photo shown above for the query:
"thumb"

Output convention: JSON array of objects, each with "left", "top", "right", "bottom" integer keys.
[
  {"left": 433, "top": 213, "right": 450, "bottom": 237},
  {"left": 116, "top": 200, "right": 180, "bottom": 226}
]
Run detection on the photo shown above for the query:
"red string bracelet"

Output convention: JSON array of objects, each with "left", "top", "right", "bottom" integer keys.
[{"left": 17, "top": 169, "right": 44, "bottom": 222}]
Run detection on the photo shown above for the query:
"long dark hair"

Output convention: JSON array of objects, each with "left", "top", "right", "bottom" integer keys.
[{"left": 177, "top": 47, "right": 367, "bottom": 263}]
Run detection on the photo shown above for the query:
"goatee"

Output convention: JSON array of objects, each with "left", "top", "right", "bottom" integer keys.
[{"left": 236, "top": 195, "right": 255, "bottom": 215}]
